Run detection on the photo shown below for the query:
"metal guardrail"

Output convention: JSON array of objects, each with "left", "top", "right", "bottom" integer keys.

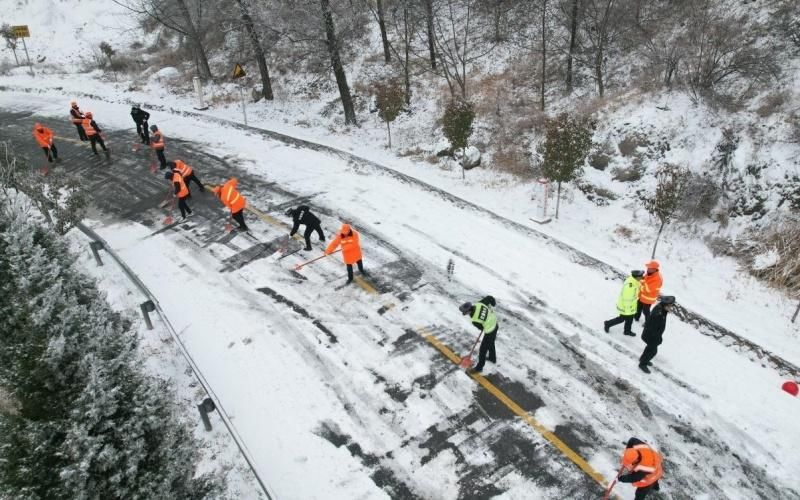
[{"left": 75, "top": 222, "right": 276, "bottom": 500}]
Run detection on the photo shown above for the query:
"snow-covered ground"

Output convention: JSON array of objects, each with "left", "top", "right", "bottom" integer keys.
[{"left": 2, "top": 2, "right": 800, "bottom": 498}]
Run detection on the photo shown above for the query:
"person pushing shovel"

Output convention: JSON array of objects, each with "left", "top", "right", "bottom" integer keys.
[{"left": 459, "top": 296, "right": 498, "bottom": 373}]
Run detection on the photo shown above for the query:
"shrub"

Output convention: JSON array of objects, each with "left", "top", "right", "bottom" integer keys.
[{"left": 442, "top": 98, "right": 475, "bottom": 153}]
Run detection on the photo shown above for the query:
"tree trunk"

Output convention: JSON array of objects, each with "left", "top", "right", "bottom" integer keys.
[
  {"left": 651, "top": 220, "right": 665, "bottom": 258},
  {"left": 236, "top": 0, "right": 274, "bottom": 100},
  {"left": 424, "top": 0, "right": 437, "bottom": 70},
  {"left": 321, "top": 0, "right": 357, "bottom": 125},
  {"left": 377, "top": 0, "right": 391, "bottom": 63},
  {"left": 595, "top": 42, "right": 604, "bottom": 97},
  {"left": 386, "top": 121, "right": 392, "bottom": 148},
  {"left": 403, "top": 4, "right": 411, "bottom": 105},
  {"left": 555, "top": 181, "right": 562, "bottom": 219},
  {"left": 540, "top": 0, "right": 547, "bottom": 111},
  {"left": 176, "top": 0, "right": 212, "bottom": 80},
  {"left": 565, "top": 0, "right": 579, "bottom": 93}
]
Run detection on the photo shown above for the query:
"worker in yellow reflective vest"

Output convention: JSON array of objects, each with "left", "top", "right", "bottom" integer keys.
[{"left": 459, "top": 296, "right": 498, "bottom": 373}]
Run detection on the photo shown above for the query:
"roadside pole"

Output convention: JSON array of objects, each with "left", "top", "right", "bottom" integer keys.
[
  {"left": 10, "top": 25, "right": 33, "bottom": 76},
  {"left": 231, "top": 62, "right": 247, "bottom": 125}
]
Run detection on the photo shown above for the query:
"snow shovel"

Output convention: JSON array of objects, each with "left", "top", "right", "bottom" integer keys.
[
  {"left": 224, "top": 215, "right": 233, "bottom": 233},
  {"left": 459, "top": 331, "right": 483, "bottom": 369},
  {"left": 39, "top": 165, "right": 49, "bottom": 176},
  {"left": 163, "top": 198, "right": 175, "bottom": 225},
  {"left": 132, "top": 141, "right": 141, "bottom": 152},
  {"left": 294, "top": 249, "right": 340, "bottom": 271},
  {"left": 149, "top": 149, "right": 157, "bottom": 173},
  {"left": 602, "top": 465, "right": 627, "bottom": 500}
]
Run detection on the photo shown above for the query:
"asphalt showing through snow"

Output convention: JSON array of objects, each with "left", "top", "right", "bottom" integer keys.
[{"left": 2, "top": 110, "right": 795, "bottom": 500}]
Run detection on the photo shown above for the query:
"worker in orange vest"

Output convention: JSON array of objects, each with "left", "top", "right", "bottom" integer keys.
[
  {"left": 325, "top": 223, "right": 365, "bottom": 284},
  {"left": 164, "top": 170, "right": 192, "bottom": 219},
  {"left": 212, "top": 178, "right": 248, "bottom": 231},
  {"left": 167, "top": 160, "right": 204, "bottom": 194},
  {"left": 617, "top": 437, "right": 663, "bottom": 499},
  {"left": 636, "top": 260, "right": 663, "bottom": 322},
  {"left": 81, "top": 112, "right": 109, "bottom": 158},
  {"left": 32, "top": 123, "right": 59, "bottom": 163},
  {"left": 69, "top": 100, "right": 88, "bottom": 141},
  {"left": 150, "top": 124, "right": 167, "bottom": 169}
]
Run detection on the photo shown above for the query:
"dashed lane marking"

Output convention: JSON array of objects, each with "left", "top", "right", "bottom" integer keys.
[{"left": 416, "top": 326, "right": 616, "bottom": 496}]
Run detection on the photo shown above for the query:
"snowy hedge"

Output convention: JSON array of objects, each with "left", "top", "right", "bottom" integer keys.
[{"left": 0, "top": 205, "right": 221, "bottom": 499}]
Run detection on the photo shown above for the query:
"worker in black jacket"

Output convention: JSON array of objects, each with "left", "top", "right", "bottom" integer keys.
[
  {"left": 131, "top": 104, "right": 150, "bottom": 144},
  {"left": 459, "top": 296, "right": 498, "bottom": 373},
  {"left": 286, "top": 205, "right": 325, "bottom": 251},
  {"left": 638, "top": 295, "right": 675, "bottom": 373}
]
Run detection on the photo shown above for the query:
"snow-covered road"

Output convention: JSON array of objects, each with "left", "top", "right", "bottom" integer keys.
[{"left": 2, "top": 94, "right": 798, "bottom": 500}]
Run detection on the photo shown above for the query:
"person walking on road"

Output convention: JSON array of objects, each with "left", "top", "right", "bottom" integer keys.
[
  {"left": 165, "top": 170, "right": 192, "bottom": 220},
  {"left": 32, "top": 123, "right": 59, "bottom": 163},
  {"left": 638, "top": 295, "right": 675, "bottom": 373},
  {"left": 459, "top": 296, "right": 498, "bottom": 373},
  {"left": 167, "top": 160, "right": 204, "bottom": 194},
  {"left": 617, "top": 437, "right": 663, "bottom": 499},
  {"left": 212, "top": 178, "right": 248, "bottom": 231},
  {"left": 604, "top": 270, "right": 644, "bottom": 336},
  {"left": 131, "top": 104, "right": 150, "bottom": 144},
  {"left": 287, "top": 205, "right": 325, "bottom": 251},
  {"left": 636, "top": 260, "right": 663, "bottom": 323},
  {"left": 81, "top": 112, "right": 109, "bottom": 158},
  {"left": 69, "top": 100, "right": 88, "bottom": 141},
  {"left": 325, "top": 223, "right": 364, "bottom": 284},
  {"left": 150, "top": 124, "right": 167, "bottom": 169}
]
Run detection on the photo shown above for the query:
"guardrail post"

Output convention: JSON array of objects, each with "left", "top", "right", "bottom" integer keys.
[
  {"left": 140, "top": 300, "right": 156, "bottom": 330},
  {"left": 198, "top": 397, "right": 216, "bottom": 431},
  {"left": 89, "top": 241, "right": 104, "bottom": 266}
]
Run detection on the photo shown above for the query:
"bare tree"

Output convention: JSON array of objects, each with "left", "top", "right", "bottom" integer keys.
[
  {"left": 639, "top": 164, "right": 688, "bottom": 259},
  {"left": 431, "top": 0, "right": 497, "bottom": 98},
  {"left": 175, "top": 0, "right": 213, "bottom": 79},
  {"left": 422, "top": 0, "right": 437, "bottom": 69},
  {"left": 235, "top": 0, "right": 274, "bottom": 100},
  {"left": 376, "top": 0, "right": 392, "bottom": 62},
  {"left": 321, "top": 0, "right": 357, "bottom": 124},
  {"left": 564, "top": 0, "right": 580, "bottom": 93},
  {"left": 580, "top": 0, "right": 620, "bottom": 97}
]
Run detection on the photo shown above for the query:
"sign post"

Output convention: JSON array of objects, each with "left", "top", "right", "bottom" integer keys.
[
  {"left": 10, "top": 25, "right": 33, "bottom": 76},
  {"left": 232, "top": 63, "right": 247, "bottom": 126}
]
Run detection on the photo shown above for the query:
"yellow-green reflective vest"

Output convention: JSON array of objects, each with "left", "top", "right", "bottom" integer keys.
[
  {"left": 471, "top": 302, "right": 497, "bottom": 334},
  {"left": 616, "top": 276, "right": 641, "bottom": 316}
]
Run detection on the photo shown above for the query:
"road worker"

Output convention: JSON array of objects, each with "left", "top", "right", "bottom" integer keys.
[
  {"left": 32, "top": 123, "right": 59, "bottom": 163},
  {"left": 604, "top": 270, "right": 644, "bottom": 336},
  {"left": 212, "top": 178, "right": 248, "bottom": 231},
  {"left": 617, "top": 437, "right": 663, "bottom": 499},
  {"left": 459, "top": 296, "right": 499, "bottom": 373},
  {"left": 69, "top": 100, "right": 87, "bottom": 141},
  {"left": 164, "top": 170, "right": 192, "bottom": 220},
  {"left": 167, "top": 160, "right": 204, "bottom": 194},
  {"left": 150, "top": 124, "right": 167, "bottom": 169},
  {"left": 325, "top": 223, "right": 364, "bottom": 284},
  {"left": 81, "top": 112, "right": 109, "bottom": 158},
  {"left": 636, "top": 260, "right": 663, "bottom": 322}
]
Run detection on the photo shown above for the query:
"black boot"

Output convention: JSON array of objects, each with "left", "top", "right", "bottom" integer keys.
[{"left": 638, "top": 364, "right": 651, "bottom": 374}]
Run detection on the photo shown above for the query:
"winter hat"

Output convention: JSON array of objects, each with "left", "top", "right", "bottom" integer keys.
[
  {"left": 285, "top": 208, "right": 295, "bottom": 217},
  {"left": 85, "top": 111, "right": 93, "bottom": 118},
  {"left": 622, "top": 448, "right": 642, "bottom": 468},
  {"left": 340, "top": 223, "right": 352, "bottom": 235},
  {"left": 163, "top": 171, "right": 172, "bottom": 180},
  {"left": 459, "top": 302, "right": 473, "bottom": 315},
  {"left": 150, "top": 124, "right": 158, "bottom": 132},
  {"left": 646, "top": 260, "right": 660, "bottom": 270},
  {"left": 166, "top": 161, "right": 176, "bottom": 169},
  {"left": 660, "top": 295, "right": 676, "bottom": 305},
  {"left": 34, "top": 122, "right": 43, "bottom": 131},
  {"left": 631, "top": 269, "right": 645, "bottom": 278},
  {"left": 70, "top": 100, "right": 77, "bottom": 107}
]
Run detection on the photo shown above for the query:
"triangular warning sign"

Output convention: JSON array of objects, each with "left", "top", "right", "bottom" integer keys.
[{"left": 232, "top": 63, "right": 246, "bottom": 79}]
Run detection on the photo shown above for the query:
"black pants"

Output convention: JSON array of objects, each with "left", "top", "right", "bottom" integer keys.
[
  {"left": 303, "top": 224, "right": 325, "bottom": 250},
  {"left": 74, "top": 123, "right": 88, "bottom": 141},
  {"left": 606, "top": 315, "right": 634, "bottom": 334},
  {"left": 635, "top": 301, "right": 652, "bottom": 322},
  {"left": 177, "top": 196, "right": 192, "bottom": 218},
  {"left": 639, "top": 344, "right": 659, "bottom": 366},
  {"left": 346, "top": 259, "right": 364, "bottom": 281},
  {"left": 475, "top": 328, "right": 498, "bottom": 370},
  {"left": 136, "top": 122, "right": 150, "bottom": 144},
  {"left": 155, "top": 149, "right": 167, "bottom": 169},
  {"left": 89, "top": 134, "right": 107, "bottom": 154},
  {"left": 634, "top": 481, "right": 658, "bottom": 499},
  {"left": 232, "top": 210, "right": 248, "bottom": 230},
  {"left": 184, "top": 173, "right": 204, "bottom": 192},
  {"left": 41, "top": 145, "right": 58, "bottom": 162}
]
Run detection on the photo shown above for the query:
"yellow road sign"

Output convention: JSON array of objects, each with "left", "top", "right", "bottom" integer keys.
[
  {"left": 232, "top": 63, "right": 246, "bottom": 79},
  {"left": 10, "top": 25, "right": 30, "bottom": 38}
]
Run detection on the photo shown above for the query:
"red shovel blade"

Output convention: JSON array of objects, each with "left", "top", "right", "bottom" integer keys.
[
  {"left": 149, "top": 161, "right": 157, "bottom": 173},
  {"left": 783, "top": 380, "right": 799, "bottom": 396},
  {"left": 225, "top": 222, "right": 233, "bottom": 233},
  {"left": 39, "top": 166, "right": 49, "bottom": 176},
  {"left": 163, "top": 215, "right": 174, "bottom": 225},
  {"left": 459, "top": 355, "right": 473, "bottom": 369}
]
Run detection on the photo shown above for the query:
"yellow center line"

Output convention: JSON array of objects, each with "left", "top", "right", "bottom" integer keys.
[{"left": 417, "top": 327, "right": 615, "bottom": 495}]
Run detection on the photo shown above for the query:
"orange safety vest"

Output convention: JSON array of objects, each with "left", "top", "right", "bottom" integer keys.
[
  {"left": 639, "top": 271, "right": 663, "bottom": 305},
  {"left": 151, "top": 130, "right": 165, "bottom": 150},
  {"left": 172, "top": 172, "right": 189, "bottom": 198},
  {"left": 630, "top": 444, "right": 663, "bottom": 488},
  {"left": 218, "top": 179, "right": 246, "bottom": 213},
  {"left": 33, "top": 126, "right": 54, "bottom": 147},
  {"left": 70, "top": 107, "right": 83, "bottom": 124},
  {"left": 174, "top": 159, "right": 193, "bottom": 177},
  {"left": 81, "top": 118, "right": 97, "bottom": 136},
  {"left": 326, "top": 224, "right": 363, "bottom": 265}
]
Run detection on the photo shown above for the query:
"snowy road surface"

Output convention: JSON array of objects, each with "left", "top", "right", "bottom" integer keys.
[{"left": 2, "top": 96, "right": 798, "bottom": 500}]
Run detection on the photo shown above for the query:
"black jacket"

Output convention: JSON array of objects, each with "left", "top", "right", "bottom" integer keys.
[
  {"left": 641, "top": 303, "right": 668, "bottom": 346},
  {"left": 289, "top": 205, "right": 321, "bottom": 235},
  {"left": 70, "top": 107, "right": 84, "bottom": 120},
  {"left": 88, "top": 120, "right": 102, "bottom": 134},
  {"left": 131, "top": 107, "right": 150, "bottom": 124}
]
